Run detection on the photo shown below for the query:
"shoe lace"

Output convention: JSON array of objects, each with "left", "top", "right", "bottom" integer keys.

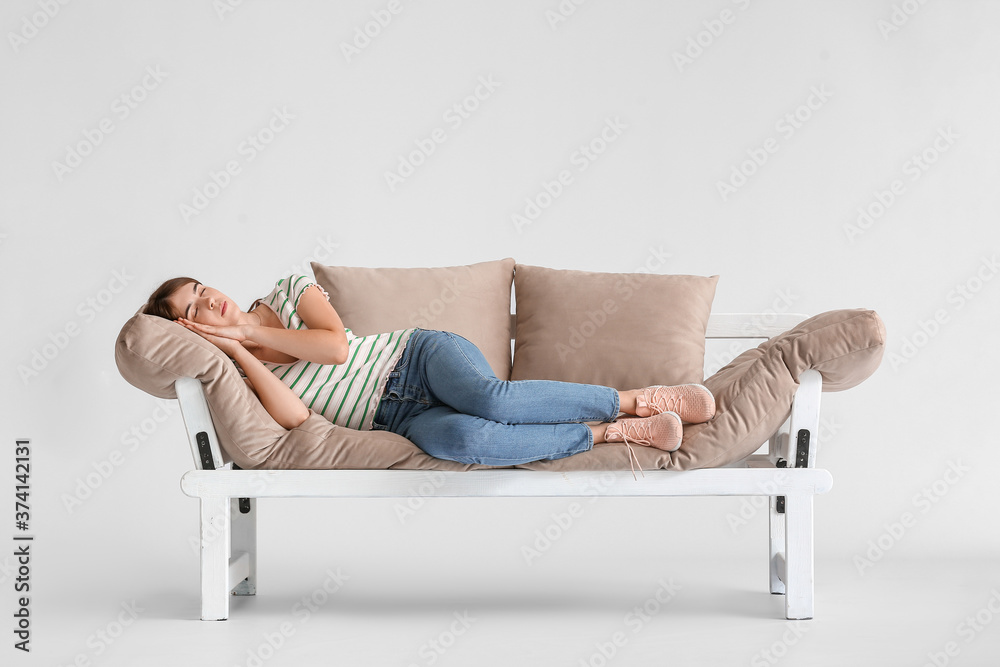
[
  {"left": 620, "top": 438, "right": 644, "bottom": 480},
  {"left": 619, "top": 418, "right": 655, "bottom": 445},
  {"left": 614, "top": 423, "right": 645, "bottom": 480},
  {"left": 647, "top": 390, "right": 682, "bottom": 416}
]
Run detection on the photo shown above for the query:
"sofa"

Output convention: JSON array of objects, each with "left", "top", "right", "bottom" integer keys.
[{"left": 114, "top": 257, "right": 886, "bottom": 620}]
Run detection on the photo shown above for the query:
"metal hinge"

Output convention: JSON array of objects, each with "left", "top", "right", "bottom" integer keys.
[
  {"left": 775, "top": 458, "right": 786, "bottom": 513},
  {"left": 795, "top": 429, "right": 810, "bottom": 468},
  {"left": 230, "top": 463, "right": 251, "bottom": 513},
  {"left": 196, "top": 431, "right": 214, "bottom": 470}
]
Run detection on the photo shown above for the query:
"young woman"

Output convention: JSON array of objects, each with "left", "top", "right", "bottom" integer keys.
[{"left": 143, "top": 274, "right": 715, "bottom": 473}]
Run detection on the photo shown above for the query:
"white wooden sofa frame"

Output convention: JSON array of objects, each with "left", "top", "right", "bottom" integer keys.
[{"left": 177, "top": 313, "right": 832, "bottom": 621}]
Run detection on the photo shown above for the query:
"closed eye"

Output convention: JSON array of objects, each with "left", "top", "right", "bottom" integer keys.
[{"left": 194, "top": 286, "right": 206, "bottom": 318}]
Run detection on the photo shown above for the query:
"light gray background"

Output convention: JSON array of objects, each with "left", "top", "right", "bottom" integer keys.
[{"left": 2, "top": 1, "right": 998, "bottom": 665}]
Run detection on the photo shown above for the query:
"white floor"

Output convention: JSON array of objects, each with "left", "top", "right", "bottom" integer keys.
[{"left": 31, "top": 553, "right": 1000, "bottom": 667}]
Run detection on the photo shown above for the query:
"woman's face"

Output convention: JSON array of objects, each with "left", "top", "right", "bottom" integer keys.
[{"left": 167, "top": 281, "right": 239, "bottom": 326}]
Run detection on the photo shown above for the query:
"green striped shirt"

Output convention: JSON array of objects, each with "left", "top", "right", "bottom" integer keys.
[{"left": 245, "top": 274, "right": 415, "bottom": 431}]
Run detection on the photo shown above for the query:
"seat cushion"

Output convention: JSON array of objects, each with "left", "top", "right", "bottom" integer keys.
[
  {"left": 311, "top": 258, "right": 515, "bottom": 380},
  {"left": 510, "top": 264, "right": 719, "bottom": 389}
]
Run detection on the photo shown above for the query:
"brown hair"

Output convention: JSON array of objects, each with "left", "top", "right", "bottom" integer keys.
[{"left": 144, "top": 276, "right": 200, "bottom": 321}]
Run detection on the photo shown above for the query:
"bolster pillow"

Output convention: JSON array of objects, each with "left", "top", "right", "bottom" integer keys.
[{"left": 114, "top": 310, "right": 481, "bottom": 471}]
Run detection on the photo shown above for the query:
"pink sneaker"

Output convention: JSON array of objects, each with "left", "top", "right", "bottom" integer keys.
[
  {"left": 635, "top": 384, "right": 716, "bottom": 424},
  {"left": 605, "top": 411, "right": 683, "bottom": 452}
]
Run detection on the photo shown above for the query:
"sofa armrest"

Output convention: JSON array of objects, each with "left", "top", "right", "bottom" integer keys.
[
  {"left": 176, "top": 377, "right": 229, "bottom": 471},
  {"left": 768, "top": 369, "right": 822, "bottom": 469}
]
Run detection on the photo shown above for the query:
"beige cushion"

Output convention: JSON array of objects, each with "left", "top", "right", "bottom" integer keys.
[
  {"left": 311, "top": 258, "right": 515, "bottom": 380},
  {"left": 518, "top": 308, "right": 886, "bottom": 471},
  {"left": 510, "top": 264, "right": 719, "bottom": 389},
  {"left": 114, "top": 309, "right": 483, "bottom": 471}
]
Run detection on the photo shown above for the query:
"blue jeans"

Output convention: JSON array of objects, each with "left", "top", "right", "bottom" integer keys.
[{"left": 370, "top": 329, "right": 620, "bottom": 465}]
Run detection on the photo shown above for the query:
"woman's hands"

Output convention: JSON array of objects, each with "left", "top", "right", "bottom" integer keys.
[
  {"left": 175, "top": 318, "right": 259, "bottom": 355},
  {"left": 175, "top": 317, "right": 309, "bottom": 429},
  {"left": 176, "top": 317, "right": 249, "bottom": 342},
  {"left": 174, "top": 284, "right": 347, "bottom": 365}
]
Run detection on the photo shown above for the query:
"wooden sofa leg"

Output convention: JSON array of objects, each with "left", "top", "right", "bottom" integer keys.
[
  {"left": 769, "top": 495, "right": 786, "bottom": 595},
  {"left": 783, "top": 494, "right": 815, "bottom": 620},
  {"left": 231, "top": 497, "right": 257, "bottom": 596},
  {"left": 200, "top": 496, "right": 230, "bottom": 621}
]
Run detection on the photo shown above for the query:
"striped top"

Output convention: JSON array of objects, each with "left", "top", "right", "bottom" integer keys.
[{"left": 243, "top": 274, "right": 416, "bottom": 431}]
